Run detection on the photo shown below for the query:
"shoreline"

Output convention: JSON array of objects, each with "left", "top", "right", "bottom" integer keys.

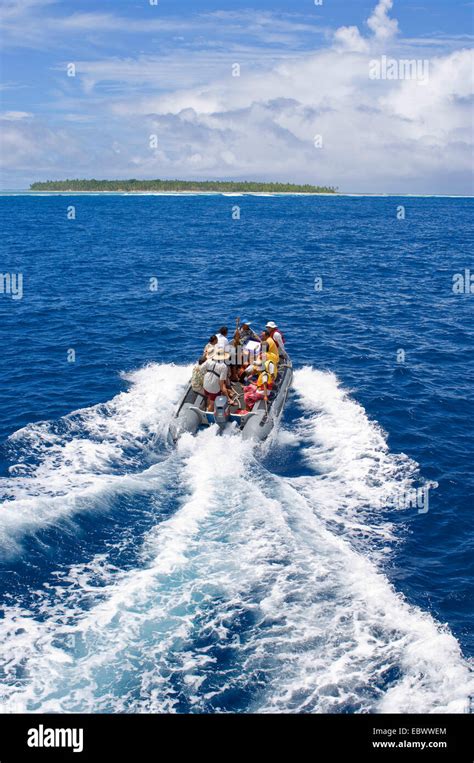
[{"left": 1, "top": 191, "right": 473, "bottom": 198}]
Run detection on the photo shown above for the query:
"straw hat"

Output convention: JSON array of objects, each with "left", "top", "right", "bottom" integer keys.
[{"left": 213, "top": 348, "right": 230, "bottom": 361}]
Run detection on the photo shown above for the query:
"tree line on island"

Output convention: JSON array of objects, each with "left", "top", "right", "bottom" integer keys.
[{"left": 30, "top": 179, "right": 338, "bottom": 194}]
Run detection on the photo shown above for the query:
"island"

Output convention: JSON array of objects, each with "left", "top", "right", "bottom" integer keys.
[{"left": 30, "top": 179, "right": 338, "bottom": 194}]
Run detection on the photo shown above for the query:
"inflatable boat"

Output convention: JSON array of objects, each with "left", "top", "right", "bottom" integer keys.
[{"left": 169, "top": 356, "right": 293, "bottom": 443}]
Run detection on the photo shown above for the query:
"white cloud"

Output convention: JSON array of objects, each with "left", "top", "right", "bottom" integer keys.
[
  {"left": 381, "top": 49, "right": 473, "bottom": 125},
  {"left": 334, "top": 26, "right": 369, "bottom": 54},
  {"left": 0, "top": 0, "right": 57, "bottom": 19},
  {"left": 97, "top": 40, "right": 473, "bottom": 192},
  {"left": 334, "top": 0, "right": 398, "bottom": 53},
  {"left": 1, "top": 1, "right": 472, "bottom": 193},
  {"left": 0, "top": 4, "right": 326, "bottom": 51},
  {"left": 367, "top": 0, "right": 399, "bottom": 42},
  {"left": 0, "top": 111, "right": 33, "bottom": 121}
]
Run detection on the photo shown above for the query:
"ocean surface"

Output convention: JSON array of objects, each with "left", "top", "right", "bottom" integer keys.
[{"left": 0, "top": 193, "right": 472, "bottom": 713}]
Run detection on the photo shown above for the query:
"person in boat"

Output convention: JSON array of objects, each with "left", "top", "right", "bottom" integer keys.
[
  {"left": 238, "top": 321, "right": 260, "bottom": 345},
  {"left": 244, "top": 358, "right": 277, "bottom": 411},
  {"left": 203, "top": 334, "right": 218, "bottom": 359},
  {"left": 265, "top": 321, "right": 288, "bottom": 360},
  {"left": 228, "top": 320, "right": 243, "bottom": 381},
  {"left": 260, "top": 329, "right": 279, "bottom": 366},
  {"left": 191, "top": 356, "right": 206, "bottom": 394},
  {"left": 235, "top": 349, "right": 252, "bottom": 383},
  {"left": 202, "top": 348, "right": 233, "bottom": 412},
  {"left": 215, "top": 326, "right": 230, "bottom": 349}
]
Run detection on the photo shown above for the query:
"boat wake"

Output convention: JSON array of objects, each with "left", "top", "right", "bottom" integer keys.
[
  {"left": 0, "top": 364, "right": 188, "bottom": 556},
  {"left": 0, "top": 364, "right": 471, "bottom": 713}
]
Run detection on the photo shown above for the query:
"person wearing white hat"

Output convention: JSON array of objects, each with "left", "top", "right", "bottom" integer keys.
[
  {"left": 202, "top": 348, "right": 232, "bottom": 412},
  {"left": 265, "top": 321, "right": 288, "bottom": 360}
]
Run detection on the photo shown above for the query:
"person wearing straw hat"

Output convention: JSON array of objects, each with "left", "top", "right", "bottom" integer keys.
[{"left": 202, "top": 347, "right": 233, "bottom": 412}]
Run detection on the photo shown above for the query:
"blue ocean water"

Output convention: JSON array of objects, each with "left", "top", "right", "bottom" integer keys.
[{"left": 0, "top": 193, "right": 472, "bottom": 713}]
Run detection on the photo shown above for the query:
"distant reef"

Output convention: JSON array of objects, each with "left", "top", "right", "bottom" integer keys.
[{"left": 30, "top": 179, "right": 338, "bottom": 193}]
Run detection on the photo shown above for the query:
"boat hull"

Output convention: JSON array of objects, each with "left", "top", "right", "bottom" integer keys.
[{"left": 169, "top": 361, "right": 293, "bottom": 443}]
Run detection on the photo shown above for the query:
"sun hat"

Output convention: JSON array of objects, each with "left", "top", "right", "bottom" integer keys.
[
  {"left": 241, "top": 320, "right": 252, "bottom": 326},
  {"left": 213, "top": 348, "right": 230, "bottom": 361},
  {"left": 266, "top": 321, "right": 277, "bottom": 329}
]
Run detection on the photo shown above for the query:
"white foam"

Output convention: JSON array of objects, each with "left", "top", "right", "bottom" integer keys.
[
  {"left": 0, "top": 430, "right": 256, "bottom": 712},
  {"left": 0, "top": 366, "right": 471, "bottom": 714},
  {"left": 289, "top": 367, "right": 421, "bottom": 549},
  {"left": 0, "top": 363, "right": 189, "bottom": 553}
]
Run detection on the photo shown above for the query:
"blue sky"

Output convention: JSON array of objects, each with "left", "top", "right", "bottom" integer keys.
[{"left": 1, "top": 0, "right": 473, "bottom": 192}]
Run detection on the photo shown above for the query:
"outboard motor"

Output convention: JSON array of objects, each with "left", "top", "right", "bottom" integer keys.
[{"left": 214, "top": 395, "right": 231, "bottom": 431}]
